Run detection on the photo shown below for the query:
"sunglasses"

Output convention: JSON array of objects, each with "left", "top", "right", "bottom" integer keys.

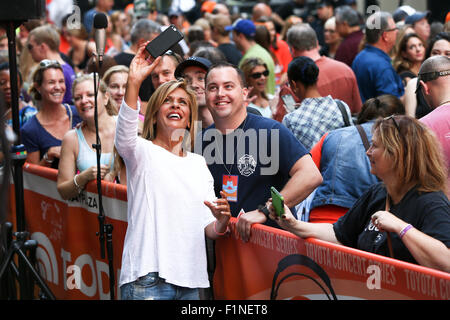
[
  {"left": 383, "top": 115, "right": 404, "bottom": 142},
  {"left": 39, "top": 59, "right": 61, "bottom": 69},
  {"left": 250, "top": 70, "right": 269, "bottom": 79},
  {"left": 415, "top": 69, "right": 450, "bottom": 92}
]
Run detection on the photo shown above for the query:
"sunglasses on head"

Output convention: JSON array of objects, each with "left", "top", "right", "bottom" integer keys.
[
  {"left": 415, "top": 69, "right": 450, "bottom": 92},
  {"left": 39, "top": 59, "right": 60, "bottom": 69},
  {"left": 250, "top": 70, "right": 269, "bottom": 79}
]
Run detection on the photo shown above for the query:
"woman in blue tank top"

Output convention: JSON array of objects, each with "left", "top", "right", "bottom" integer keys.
[{"left": 57, "top": 74, "right": 117, "bottom": 199}]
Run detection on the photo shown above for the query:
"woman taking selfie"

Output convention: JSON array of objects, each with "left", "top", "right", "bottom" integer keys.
[{"left": 115, "top": 44, "right": 231, "bottom": 300}]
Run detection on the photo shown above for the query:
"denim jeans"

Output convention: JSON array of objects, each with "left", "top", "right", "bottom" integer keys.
[{"left": 120, "top": 272, "right": 200, "bottom": 300}]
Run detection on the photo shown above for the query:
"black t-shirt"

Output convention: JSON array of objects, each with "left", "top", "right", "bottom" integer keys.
[
  {"left": 200, "top": 113, "right": 309, "bottom": 227},
  {"left": 217, "top": 43, "right": 242, "bottom": 67},
  {"left": 114, "top": 52, "right": 155, "bottom": 102},
  {"left": 333, "top": 183, "right": 450, "bottom": 264}
]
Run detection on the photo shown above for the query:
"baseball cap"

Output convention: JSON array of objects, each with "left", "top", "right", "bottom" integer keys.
[
  {"left": 318, "top": 1, "right": 334, "bottom": 8},
  {"left": 225, "top": 19, "right": 256, "bottom": 37},
  {"left": 174, "top": 56, "right": 212, "bottom": 78},
  {"left": 393, "top": 5, "right": 416, "bottom": 23},
  {"left": 405, "top": 11, "right": 430, "bottom": 25}
]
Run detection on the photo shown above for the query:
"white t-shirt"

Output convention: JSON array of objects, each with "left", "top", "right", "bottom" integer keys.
[{"left": 115, "top": 101, "right": 216, "bottom": 288}]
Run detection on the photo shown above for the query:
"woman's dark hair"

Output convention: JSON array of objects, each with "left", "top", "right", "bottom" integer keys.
[
  {"left": 357, "top": 94, "right": 405, "bottom": 124},
  {"left": 425, "top": 32, "right": 450, "bottom": 58},
  {"left": 0, "top": 62, "right": 23, "bottom": 86},
  {"left": 287, "top": 56, "right": 319, "bottom": 86}
]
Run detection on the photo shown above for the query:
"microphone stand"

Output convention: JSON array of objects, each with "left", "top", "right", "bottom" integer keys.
[
  {"left": 0, "top": 20, "right": 55, "bottom": 300},
  {"left": 92, "top": 59, "right": 115, "bottom": 300}
]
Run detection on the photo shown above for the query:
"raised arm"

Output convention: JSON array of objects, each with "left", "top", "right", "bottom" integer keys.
[
  {"left": 115, "top": 44, "right": 161, "bottom": 161},
  {"left": 124, "top": 43, "right": 161, "bottom": 110}
]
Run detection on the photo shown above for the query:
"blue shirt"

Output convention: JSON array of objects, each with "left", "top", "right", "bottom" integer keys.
[
  {"left": 199, "top": 113, "right": 308, "bottom": 227},
  {"left": 352, "top": 45, "right": 404, "bottom": 102},
  {"left": 20, "top": 104, "right": 82, "bottom": 168}
]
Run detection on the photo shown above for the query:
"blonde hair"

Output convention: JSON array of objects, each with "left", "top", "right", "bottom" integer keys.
[
  {"left": 142, "top": 79, "right": 198, "bottom": 150},
  {"left": 102, "top": 65, "right": 129, "bottom": 86},
  {"left": 72, "top": 73, "right": 118, "bottom": 116},
  {"left": 373, "top": 115, "right": 448, "bottom": 194}
]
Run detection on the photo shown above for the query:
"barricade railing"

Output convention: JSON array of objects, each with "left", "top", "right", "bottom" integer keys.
[{"left": 5, "top": 163, "right": 449, "bottom": 300}]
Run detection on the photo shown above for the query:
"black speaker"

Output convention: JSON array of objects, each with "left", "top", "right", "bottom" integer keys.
[{"left": 0, "top": 0, "right": 45, "bottom": 22}]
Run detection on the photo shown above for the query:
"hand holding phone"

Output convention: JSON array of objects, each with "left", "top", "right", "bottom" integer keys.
[
  {"left": 145, "top": 24, "right": 184, "bottom": 58},
  {"left": 270, "top": 187, "right": 284, "bottom": 217}
]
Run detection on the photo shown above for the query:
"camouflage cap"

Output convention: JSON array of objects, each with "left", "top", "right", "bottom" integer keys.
[{"left": 133, "top": 0, "right": 157, "bottom": 19}]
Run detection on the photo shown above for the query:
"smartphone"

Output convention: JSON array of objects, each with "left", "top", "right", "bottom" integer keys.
[
  {"left": 281, "top": 94, "right": 297, "bottom": 113},
  {"left": 270, "top": 187, "right": 284, "bottom": 217},
  {"left": 145, "top": 24, "right": 184, "bottom": 58}
]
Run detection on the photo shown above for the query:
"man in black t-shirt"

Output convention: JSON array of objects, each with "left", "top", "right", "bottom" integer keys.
[
  {"left": 210, "top": 14, "right": 242, "bottom": 66},
  {"left": 200, "top": 62, "right": 322, "bottom": 241}
]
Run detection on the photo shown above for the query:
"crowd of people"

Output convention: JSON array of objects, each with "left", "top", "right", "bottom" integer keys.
[{"left": 1, "top": 0, "right": 449, "bottom": 300}]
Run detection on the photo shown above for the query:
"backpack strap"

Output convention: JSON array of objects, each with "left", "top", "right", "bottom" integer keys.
[
  {"left": 334, "top": 99, "right": 351, "bottom": 127},
  {"left": 356, "top": 124, "right": 370, "bottom": 151}
]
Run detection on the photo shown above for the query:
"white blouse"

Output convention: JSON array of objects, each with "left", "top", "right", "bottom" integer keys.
[{"left": 115, "top": 100, "right": 216, "bottom": 288}]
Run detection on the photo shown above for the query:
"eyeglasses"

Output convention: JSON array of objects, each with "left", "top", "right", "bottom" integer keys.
[
  {"left": 416, "top": 69, "right": 450, "bottom": 92},
  {"left": 38, "top": 59, "right": 61, "bottom": 69},
  {"left": 324, "top": 29, "right": 335, "bottom": 33},
  {"left": 384, "top": 27, "right": 399, "bottom": 33},
  {"left": 250, "top": 70, "right": 269, "bottom": 79}
]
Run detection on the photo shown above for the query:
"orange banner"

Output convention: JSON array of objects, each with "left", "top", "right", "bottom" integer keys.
[
  {"left": 7, "top": 163, "right": 450, "bottom": 300},
  {"left": 214, "top": 221, "right": 450, "bottom": 300}
]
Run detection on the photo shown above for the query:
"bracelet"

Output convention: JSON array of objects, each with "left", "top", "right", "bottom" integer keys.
[
  {"left": 213, "top": 220, "right": 228, "bottom": 236},
  {"left": 43, "top": 152, "right": 53, "bottom": 164},
  {"left": 399, "top": 224, "right": 413, "bottom": 239},
  {"left": 73, "top": 174, "right": 83, "bottom": 193}
]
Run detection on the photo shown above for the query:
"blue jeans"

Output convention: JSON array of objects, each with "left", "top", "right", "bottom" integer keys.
[{"left": 120, "top": 272, "right": 200, "bottom": 300}]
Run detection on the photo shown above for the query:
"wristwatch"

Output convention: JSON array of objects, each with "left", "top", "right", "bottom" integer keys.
[{"left": 257, "top": 204, "right": 270, "bottom": 218}]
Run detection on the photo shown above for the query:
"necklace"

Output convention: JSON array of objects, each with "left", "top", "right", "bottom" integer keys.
[
  {"left": 215, "top": 117, "right": 247, "bottom": 175},
  {"left": 438, "top": 100, "right": 450, "bottom": 107}
]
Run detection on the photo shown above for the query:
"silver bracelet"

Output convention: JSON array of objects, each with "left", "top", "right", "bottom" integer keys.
[
  {"left": 73, "top": 174, "right": 83, "bottom": 193},
  {"left": 43, "top": 152, "right": 53, "bottom": 164}
]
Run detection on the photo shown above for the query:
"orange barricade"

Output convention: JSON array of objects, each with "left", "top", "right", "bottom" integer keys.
[{"left": 7, "top": 163, "right": 450, "bottom": 300}]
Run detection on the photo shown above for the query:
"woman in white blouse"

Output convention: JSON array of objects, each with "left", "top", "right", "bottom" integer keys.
[{"left": 116, "top": 43, "right": 230, "bottom": 300}]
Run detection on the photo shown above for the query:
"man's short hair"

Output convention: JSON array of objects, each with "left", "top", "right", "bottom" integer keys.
[
  {"left": 286, "top": 23, "right": 318, "bottom": 52},
  {"left": 130, "top": 19, "right": 161, "bottom": 44},
  {"left": 335, "top": 5, "right": 360, "bottom": 27},
  {"left": 205, "top": 62, "right": 246, "bottom": 87},
  {"left": 29, "top": 25, "right": 60, "bottom": 52},
  {"left": 210, "top": 14, "right": 232, "bottom": 37},
  {"left": 365, "top": 11, "right": 392, "bottom": 44}
]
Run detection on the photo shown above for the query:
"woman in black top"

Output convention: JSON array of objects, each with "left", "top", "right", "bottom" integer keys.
[
  {"left": 393, "top": 33, "right": 425, "bottom": 86},
  {"left": 268, "top": 115, "right": 450, "bottom": 272}
]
